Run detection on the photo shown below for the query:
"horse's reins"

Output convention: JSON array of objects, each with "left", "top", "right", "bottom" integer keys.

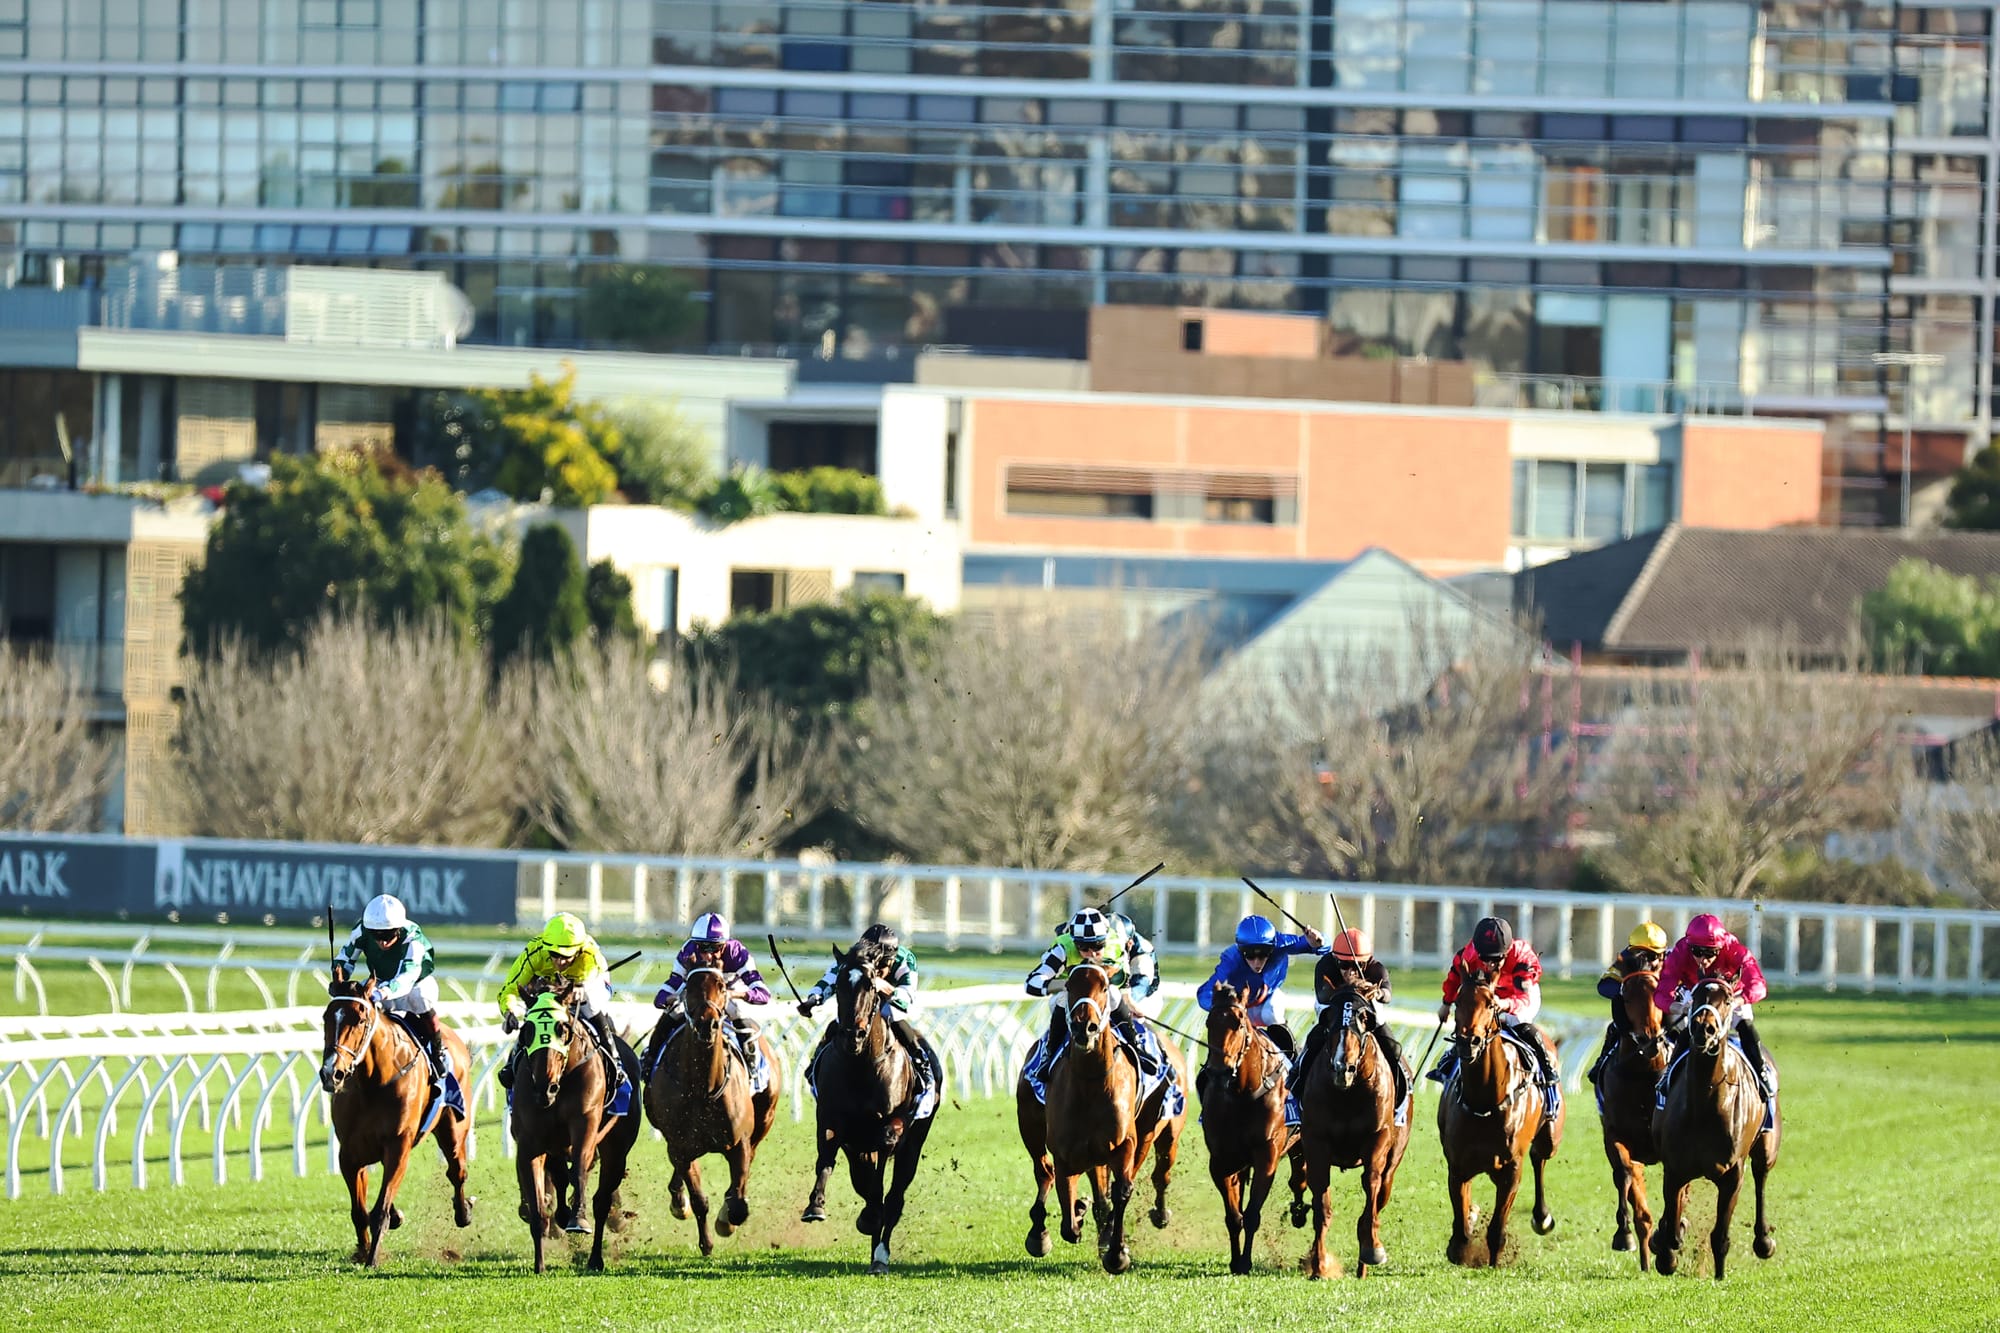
[
  {"left": 325, "top": 994, "right": 422, "bottom": 1087},
  {"left": 1448, "top": 986, "right": 1530, "bottom": 1119}
]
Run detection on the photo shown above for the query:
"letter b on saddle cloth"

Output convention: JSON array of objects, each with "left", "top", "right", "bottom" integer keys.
[{"left": 513, "top": 993, "right": 635, "bottom": 1118}]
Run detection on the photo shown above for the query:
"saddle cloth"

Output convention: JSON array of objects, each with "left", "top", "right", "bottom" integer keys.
[
  {"left": 386, "top": 1013, "right": 465, "bottom": 1133},
  {"left": 806, "top": 1035, "right": 944, "bottom": 1123},
  {"left": 1022, "top": 1022, "right": 1184, "bottom": 1117},
  {"left": 1656, "top": 1034, "right": 1777, "bottom": 1133}
]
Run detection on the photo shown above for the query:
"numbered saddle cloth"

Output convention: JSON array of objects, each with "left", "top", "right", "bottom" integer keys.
[{"left": 1655, "top": 1034, "right": 1777, "bottom": 1133}]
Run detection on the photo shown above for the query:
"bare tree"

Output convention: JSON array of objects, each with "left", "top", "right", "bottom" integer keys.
[
  {"left": 523, "top": 637, "right": 816, "bottom": 856},
  {"left": 1586, "top": 636, "right": 1901, "bottom": 899},
  {"left": 846, "top": 601, "right": 1207, "bottom": 871},
  {"left": 1902, "top": 729, "right": 2000, "bottom": 909},
  {"left": 0, "top": 646, "right": 116, "bottom": 832},
  {"left": 1187, "top": 616, "right": 1567, "bottom": 885},
  {"left": 170, "top": 614, "right": 526, "bottom": 845}
]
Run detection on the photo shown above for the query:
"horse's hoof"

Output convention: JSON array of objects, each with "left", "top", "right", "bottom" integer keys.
[
  {"left": 857, "top": 1205, "right": 879, "bottom": 1236},
  {"left": 726, "top": 1197, "right": 749, "bottom": 1227},
  {"left": 1289, "top": 1201, "right": 1309, "bottom": 1229},
  {"left": 1655, "top": 1249, "right": 1678, "bottom": 1276},
  {"left": 387, "top": 1205, "right": 405, "bottom": 1230},
  {"left": 1361, "top": 1245, "right": 1388, "bottom": 1267},
  {"left": 870, "top": 1259, "right": 889, "bottom": 1276},
  {"left": 1149, "top": 1207, "right": 1171, "bottom": 1230},
  {"left": 561, "top": 1214, "right": 588, "bottom": 1235},
  {"left": 698, "top": 1239, "right": 713, "bottom": 1257},
  {"left": 586, "top": 1257, "right": 604, "bottom": 1273},
  {"left": 801, "top": 1204, "right": 827, "bottom": 1224},
  {"left": 1103, "top": 1247, "right": 1132, "bottom": 1275},
  {"left": 1229, "top": 1254, "right": 1252, "bottom": 1276},
  {"left": 1446, "top": 1241, "right": 1468, "bottom": 1267},
  {"left": 1026, "top": 1229, "right": 1052, "bottom": 1258},
  {"left": 714, "top": 1215, "right": 735, "bottom": 1238},
  {"left": 1059, "top": 1223, "right": 1081, "bottom": 1246},
  {"left": 455, "top": 1200, "right": 474, "bottom": 1228},
  {"left": 1533, "top": 1211, "right": 1556, "bottom": 1236},
  {"left": 670, "top": 1197, "right": 690, "bottom": 1221},
  {"left": 1754, "top": 1235, "right": 1776, "bottom": 1260},
  {"left": 1612, "top": 1230, "right": 1634, "bottom": 1252}
]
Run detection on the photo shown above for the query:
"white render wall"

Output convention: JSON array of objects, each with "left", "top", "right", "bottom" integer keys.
[
  {"left": 877, "top": 387, "right": 950, "bottom": 524},
  {"left": 582, "top": 505, "right": 962, "bottom": 636}
]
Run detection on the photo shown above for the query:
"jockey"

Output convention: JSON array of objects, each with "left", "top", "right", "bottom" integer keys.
[
  {"left": 1428, "top": 916, "right": 1563, "bottom": 1096},
  {"left": 497, "top": 912, "right": 626, "bottom": 1092},
  {"left": 1196, "top": 915, "right": 1324, "bottom": 1055},
  {"left": 1587, "top": 921, "right": 1668, "bottom": 1084},
  {"left": 1295, "top": 928, "right": 1410, "bottom": 1109},
  {"left": 1025, "top": 906, "right": 1161, "bottom": 1074},
  {"left": 647, "top": 913, "right": 773, "bottom": 1067},
  {"left": 799, "top": 923, "right": 935, "bottom": 1106},
  {"left": 332, "top": 894, "right": 445, "bottom": 1077},
  {"left": 1655, "top": 913, "right": 1771, "bottom": 1099}
]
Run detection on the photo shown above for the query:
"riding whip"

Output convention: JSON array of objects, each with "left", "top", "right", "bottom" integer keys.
[
  {"left": 1100, "top": 862, "right": 1165, "bottom": 913},
  {"left": 1415, "top": 1017, "right": 1447, "bottom": 1082},
  {"left": 765, "top": 933, "right": 808, "bottom": 1006},
  {"left": 325, "top": 902, "right": 337, "bottom": 979},
  {"left": 1241, "top": 876, "right": 1328, "bottom": 938},
  {"left": 604, "top": 950, "right": 643, "bottom": 973}
]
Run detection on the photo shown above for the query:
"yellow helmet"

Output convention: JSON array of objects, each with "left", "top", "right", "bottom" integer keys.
[
  {"left": 1628, "top": 922, "right": 1669, "bottom": 953},
  {"left": 540, "top": 912, "right": 587, "bottom": 950}
]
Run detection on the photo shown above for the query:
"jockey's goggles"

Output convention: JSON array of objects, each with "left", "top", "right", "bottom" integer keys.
[
  {"left": 368, "top": 929, "right": 402, "bottom": 945},
  {"left": 549, "top": 947, "right": 579, "bottom": 964},
  {"left": 1240, "top": 945, "right": 1274, "bottom": 963},
  {"left": 1476, "top": 952, "right": 1505, "bottom": 966},
  {"left": 1689, "top": 946, "right": 1719, "bottom": 962}
]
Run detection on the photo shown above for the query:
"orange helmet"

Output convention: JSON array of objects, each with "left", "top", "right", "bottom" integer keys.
[{"left": 1330, "top": 928, "right": 1373, "bottom": 962}]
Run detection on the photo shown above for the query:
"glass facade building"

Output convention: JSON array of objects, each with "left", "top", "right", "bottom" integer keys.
[{"left": 3, "top": 1, "right": 1995, "bottom": 518}]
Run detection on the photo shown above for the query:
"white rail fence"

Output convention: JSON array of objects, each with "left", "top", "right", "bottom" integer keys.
[{"left": 0, "top": 987, "right": 1599, "bottom": 1199}]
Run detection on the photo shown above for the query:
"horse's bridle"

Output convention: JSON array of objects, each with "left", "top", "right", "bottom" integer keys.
[
  {"left": 683, "top": 965, "right": 728, "bottom": 1042},
  {"left": 837, "top": 962, "right": 883, "bottom": 1053},
  {"left": 322, "top": 994, "right": 379, "bottom": 1089},
  {"left": 1067, "top": 962, "right": 1110, "bottom": 1040},
  {"left": 1689, "top": 985, "right": 1735, "bottom": 1056},
  {"left": 1328, "top": 995, "right": 1376, "bottom": 1087}
]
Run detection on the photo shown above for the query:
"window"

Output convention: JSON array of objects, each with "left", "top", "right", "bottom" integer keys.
[
  {"left": 730, "top": 569, "right": 777, "bottom": 614},
  {"left": 1005, "top": 465, "right": 1154, "bottom": 519},
  {"left": 1531, "top": 461, "right": 1578, "bottom": 539},
  {"left": 852, "top": 571, "right": 906, "bottom": 595},
  {"left": 1202, "top": 472, "right": 1295, "bottom": 525},
  {"left": 1636, "top": 463, "right": 1676, "bottom": 532},
  {"left": 1181, "top": 318, "right": 1204, "bottom": 352},
  {"left": 1206, "top": 496, "right": 1275, "bottom": 524},
  {"left": 1582, "top": 463, "right": 1626, "bottom": 541},
  {"left": 1512, "top": 460, "right": 1678, "bottom": 540}
]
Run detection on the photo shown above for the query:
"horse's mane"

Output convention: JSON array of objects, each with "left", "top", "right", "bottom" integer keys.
[
  {"left": 329, "top": 978, "right": 370, "bottom": 999},
  {"left": 1209, "top": 981, "right": 1239, "bottom": 1009},
  {"left": 850, "top": 938, "right": 899, "bottom": 978}
]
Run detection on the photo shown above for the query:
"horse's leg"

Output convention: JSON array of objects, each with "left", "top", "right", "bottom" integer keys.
[
  {"left": 1241, "top": 1153, "right": 1280, "bottom": 1277},
  {"left": 1053, "top": 1166, "right": 1082, "bottom": 1246},
  {"left": 847, "top": 1147, "right": 884, "bottom": 1237},
  {"left": 363, "top": 1140, "right": 413, "bottom": 1268},
  {"left": 1751, "top": 1135, "right": 1777, "bottom": 1260},
  {"left": 1485, "top": 1161, "right": 1521, "bottom": 1266},
  {"left": 802, "top": 1112, "right": 838, "bottom": 1223},
  {"left": 874, "top": 1119, "right": 931, "bottom": 1275},
  {"left": 1101, "top": 1143, "right": 1136, "bottom": 1275},
  {"left": 1606, "top": 1133, "right": 1635, "bottom": 1253},
  {"left": 562, "top": 1115, "right": 598, "bottom": 1234},
  {"left": 1305, "top": 1153, "right": 1334, "bottom": 1279},
  {"left": 1631, "top": 1158, "right": 1656, "bottom": 1273},
  {"left": 1088, "top": 1163, "right": 1112, "bottom": 1235},
  {"left": 1530, "top": 1130, "right": 1557, "bottom": 1236},
  {"left": 587, "top": 1124, "right": 633, "bottom": 1273},
  {"left": 1211, "top": 1158, "right": 1245, "bottom": 1275},
  {"left": 434, "top": 1106, "right": 475, "bottom": 1228},
  {"left": 1020, "top": 1090, "right": 1055, "bottom": 1257},
  {"left": 517, "top": 1150, "right": 549, "bottom": 1274},
  {"left": 1356, "top": 1139, "right": 1390, "bottom": 1274},
  {"left": 1652, "top": 1169, "right": 1688, "bottom": 1275},
  {"left": 341, "top": 1154, "right": 371, "bottom": 1264},
  {"left": 1710, "top": 1166, "right": 1743, "bottom": 1281},
  {"left": 1287, "top": 1140, "right": 1309, "bottom": 1228},
  {"left": 1148, "top": 1122, "right": 1178, "bottom": 1229},
  {"left": 717, "top": 1138, "right": 752, "bottom": 1233},
  {"left": 1445, "top": 1171, "right": 1474, "bottom": 1267},
  {"left": 682, "top": 1157, "right": 715, "bottom": 1256}
]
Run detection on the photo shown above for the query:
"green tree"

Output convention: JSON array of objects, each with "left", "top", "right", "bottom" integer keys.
[
  {"left": 179, "top": 448, "right": 510, "bottom": 658},
  {"left": 1943, "top": 442, "right": 2000, "bottom": 530},
  {"left": 585, "top": 559, "right": 642, "bottom": 644},
  {"left": 682, "top": 591, "right": 947, "bottom": 723},
  {"left": 489, "top": 524, "right": 590, "bottom": 668},
  {"left": 454, "top": 366, "right": 623, "bottom": 507},
  {"left": 1860, "top": 557, "right": 2000, "bottom": 676},
  {"left": 771, "top": 466, "right": 890, "bottom": 516},
  {"left": 580, "top": 265, "right": 703, "bottom": 352},
  {"left": 605, "top": 399, "right": 714, "bottom": 508}
]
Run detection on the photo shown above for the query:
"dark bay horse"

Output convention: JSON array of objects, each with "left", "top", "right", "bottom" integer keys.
[
  {"left": 1597, "top": 966, "right": 1671, "bottom": 1268},
  {"left": 800, "top": 940, "right": 940, "bottom": 1274},
  {"left": 1436, "top": 973, "right": 1564, "bottom": 1266},
  {"left": 1294, "top": 980, "right": 1410, "bottom": 1278},
  {"left": 1197, "top": 982, "right": 1301, "bottom": 1275},
  {"left": 508, "top": 984, "right": 642, "bottom": 1273},
  {"left": 1018, "top": 963, "right": 1188, "bottom": 1273},
  {"left": 319, "top": 979, "right": 473, "bottom": 1266},
  {"left": 1651, "top": 977, "right": 1780, "bottom": 1279},
  {"left": 644, "top": 965, "right": 782, "bottom": 1255}
]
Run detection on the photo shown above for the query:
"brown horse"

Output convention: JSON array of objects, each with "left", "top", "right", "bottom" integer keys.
[
  {"left": 799, "top": 940, "right": 940, "bottom": 1274},
  {"left": 1018, "top": 964, "right": 1187, "bottom": 1273},
  {"left": 508, "top": 984, "right": 643, "bottom": 1272},
  {"left": 1295, "top": 980, "right": 1410, "bottom": 1278},
  {"left": 1197, "top": 983, "right": 1301, "bottom": 1275},
  {"left": 644, "top": 965, "right": 782, "bottom": 1255},
  {"left": 1651, "top": 977, "right": 1780, "bottom": 1279},
  {"left": 1436, "top": 974, "right": 1564, "bottom": 1266},
  {"left": 1597, "top": 966, "right": 1672, "bottom": 1268},
  {"left": 318, "top": 979, "right": 473, "bottom": 1266}
]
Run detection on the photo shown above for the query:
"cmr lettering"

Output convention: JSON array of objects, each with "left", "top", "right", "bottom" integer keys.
[{"left": 0, "top": 850, "right": 69, "bottom": 898}]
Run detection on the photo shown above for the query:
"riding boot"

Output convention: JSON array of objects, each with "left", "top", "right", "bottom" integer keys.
[
  {"left": 732, "top": 1021, "right": 761, "bottom": 1075},
  {"left": 1293, "top": 1016, "right": 1328, "bottom": 1081},
  {"left": 891, "top": 1018, "right": 935, "bottom": 1107},
  {"left": 498, "top": 1045, "right": 519, "bottom": 1090},
  {"left": 1735, "top": 1019, "right": 1772, "bottom": 1100},
  {"left": 1115, "top": 1018, "right": 1160, "bottom": 1078},
  {"left": 589, "top": 1012, "right": 628, "bottom": 1088},
  {"left": 1373, "top": 1021, "right": 1410, "bottom": 1108},
  {"left": 411, "top": 1011, "right": 448, "bottom": 1079},
  {"left": 1042, "top": 1006, "right": 1067, "bottom": 1066},
  {"left": 642, "top": 1011, "right": 676, "bottom": 1080},
  {"left": 1588, "top": 1021, "right": 1618, "bottom": 1085},
  {"left": 1513, "top": 1021, "right": 1563, "bottom": 1114}
]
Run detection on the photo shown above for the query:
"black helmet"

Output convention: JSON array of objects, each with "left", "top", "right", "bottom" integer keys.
[
  {"left": 861, "top": 923, "right": 900, "bottom": 950},
  {"left": 1472, "top": 916, "right": 1513, "bottom": 962}
]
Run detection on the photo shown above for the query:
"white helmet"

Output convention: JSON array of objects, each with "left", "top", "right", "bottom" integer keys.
[
  {"left": 362, "top": 895, "right": 409, "bottom": 932},
  {"left": 688, "top": 912, "right": 729, "bottom": 946}
]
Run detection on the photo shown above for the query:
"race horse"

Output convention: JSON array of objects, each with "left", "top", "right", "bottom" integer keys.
[
  {"left": 1596, "top": 964, "right": 1672, "bottom": 1269},
  {"left": 1436, "top": 970, "right": 1564, "bottom": 1266},
  {"left": 1196, "top": 982, "right": 1302, "bottom": 1275},
  {"left": 1650, "top": 976, "right": 1780, "bottom": 1279},
  {"left": 1018, "top": 962, "right": 1188, "bottom": 1274},
  {"left": 1295, "top": 976, "right": 1411, "bottom": 1278},
  {"left": 800, "top": 939, "right": 942, "bottom": 1274},
  {"left": 508, "top": 981, "right": 643, "bottom": 1273},
  {"left": 318, "top": 978, "right": 473, "bottom": 1265},
  {"left": 644, "top": 964, "right": 783, "bottom": 1255}
]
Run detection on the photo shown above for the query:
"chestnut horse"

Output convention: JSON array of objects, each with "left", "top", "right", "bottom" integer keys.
[
  {"left": 1597, "top": 966, "right": 1672, "bottom": 1268},
  {"left": 1436, "top": 973, "right": 1564, "bottom": 1266},
  {"left": 1018, "top": 963, "right": 1187, "bottom": 1273},
  {"left": 644, "top": 965, "right": 782, "bottom": 1255},
  {"left": 1651, "top": 977, "right": 1780, "bottom": 1279},
  {"left": 508, "top": 984, "right": 642, "bottom": 1273},
  {"left": 1295, "top": 980, "right": 1410, "bottom": 1278},
  {"left": 318, "top": 979, "right": 473, "bottom": 1266},
  {"left": 800, "top": 939, "right": 940, "bottom": 1274},
  {"left": 1197, "top": 982, "right": 1301, "bottom": 1275}
]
